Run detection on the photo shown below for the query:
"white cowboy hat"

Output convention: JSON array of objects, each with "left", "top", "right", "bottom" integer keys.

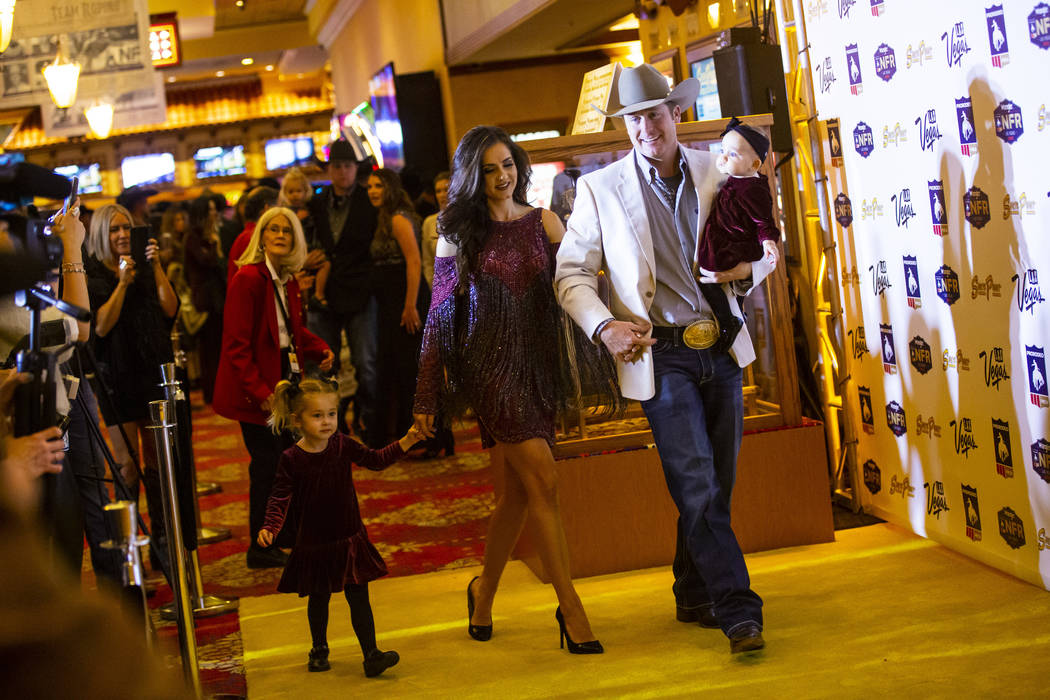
[{"left": 595, "top": 63, "right": 701, "bottom": 118}]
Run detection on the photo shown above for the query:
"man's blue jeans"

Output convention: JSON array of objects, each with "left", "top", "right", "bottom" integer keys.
[
  {"left": 641, "top": 340, "right": 763, "bottom": 635},
  {"left": 307, "top": 297, "right": 378, "bottom": 445}
]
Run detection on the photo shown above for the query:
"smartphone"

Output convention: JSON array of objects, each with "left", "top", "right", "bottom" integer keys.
[
  {"left": 130, "top": 225, "right": 150, "bottom": 267},
  {"left": 63, "top": 175, "right": 78, "bottom": 214}
]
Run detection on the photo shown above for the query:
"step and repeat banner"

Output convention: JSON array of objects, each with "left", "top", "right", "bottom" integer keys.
[{"left": 803, "top": 0, "right": 1049, "bottom": 588}]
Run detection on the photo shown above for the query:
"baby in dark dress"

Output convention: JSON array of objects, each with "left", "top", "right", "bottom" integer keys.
[
  {"left": 258, "top": 377, "right": 422, "bottom": 677},
  {"left": 695, "top": 117, "right": 779, "bottom": 351}
]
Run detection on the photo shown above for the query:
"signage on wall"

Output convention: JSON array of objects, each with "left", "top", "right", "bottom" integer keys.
[{"left": 571, "top": 63, "right": 622, "bottom": 135}]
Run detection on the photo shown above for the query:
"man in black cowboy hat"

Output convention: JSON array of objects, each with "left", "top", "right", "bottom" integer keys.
[
  {"left": 306, "top": 139, "right": 381, "bottom": 445},
  {"left": 115, "top": 186, "right": 157, "bottom": 226},
  {"left": 556, "top": 63, "right": 778, "bottom": 654}
]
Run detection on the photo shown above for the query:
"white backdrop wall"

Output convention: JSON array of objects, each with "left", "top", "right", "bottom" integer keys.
[{"left": 802, "top": 0, "right": 1049, "bottom": 588}]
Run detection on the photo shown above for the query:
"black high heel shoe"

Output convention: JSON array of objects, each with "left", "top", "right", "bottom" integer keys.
[
  {"left": 466, "top": 576, "right": 492, "bottom": 641},
  {"left": 555, "top": 607, "right": 603, "bottom": 654}
]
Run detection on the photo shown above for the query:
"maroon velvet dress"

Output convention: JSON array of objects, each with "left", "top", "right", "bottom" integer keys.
[
  {"left": 262, "top": 433, "right": 404, "bottom": 596},
  {"left": 414, "top": 208, "right": 566, "bottom": 448},
  {"left": 696, "top": 173, "right": 779, "bottom": 271}
]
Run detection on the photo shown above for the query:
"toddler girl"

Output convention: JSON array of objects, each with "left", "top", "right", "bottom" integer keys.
[
  {"left": 279, "top": 167, "right": 330, "bottom": 308},
  {"left": 258, "top": 377, "right": 421, "bottom": 676}
]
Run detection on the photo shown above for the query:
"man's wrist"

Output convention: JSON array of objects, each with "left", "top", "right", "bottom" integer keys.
[{"left": 592, "top": 317, "right": 616, "bottom": 343}]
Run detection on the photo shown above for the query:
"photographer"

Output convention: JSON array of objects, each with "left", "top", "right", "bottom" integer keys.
[{"left": 85, "top": 203, "right": 177, "bottom": 574}]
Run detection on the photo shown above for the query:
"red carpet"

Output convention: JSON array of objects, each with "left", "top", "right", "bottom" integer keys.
[{"left": 139, "top": 395, "right": 491, "bottom": 697}]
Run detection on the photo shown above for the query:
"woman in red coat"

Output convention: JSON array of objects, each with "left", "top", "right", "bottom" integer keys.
[{"left": 214, "top": 206, "right": 334, "bottom": 568}]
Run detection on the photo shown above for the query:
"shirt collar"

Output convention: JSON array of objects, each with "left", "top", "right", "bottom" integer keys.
[
  {"left": 634, "top": 146, "right": 689, "bottom": 184},
  {"left": 264, "top": 254, "right": 292, "bottom": 285}
]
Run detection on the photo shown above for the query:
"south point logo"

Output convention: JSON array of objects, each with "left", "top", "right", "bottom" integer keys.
[
  {"left": 808, "top": 0, "right": 830, "bottom": 20},
  {"left": 905, "top": 40, "right": 934, "bottom": 69},
  {"left": 909, "top": 335, "right": 932, "bottom": 375},
  {"left": 838, "top": 0, "right": 856, "bottom": 18},
  {"left": 903, "top": 255, "right": 921, "bottom": 308},
  {"left": 915, "top": 109, "right": 943, "bottom": 152},
  {"left": 924, "top": 481, "right": 949, "bottom": 519},
  {"left": 846, "top": 43, "right": 863, "bottom": 94},
  {"left": 992, "top": 418, "right": 1013, "bottom": 478},
  {"left": 870, "top": 260, "right": 891, "bottom": 297},
  {"left": 861, "top": 197, "right": 884, "bottom": 220},
  {"left": 849, "top": 326, "right": 868, "bottom": 360},
  {"left": 1026, "top": 345, "right": 1048, "bottom": 408},
  {"left": 971, "top": 273, "right": 1002, "bottom": 301},
  {"left": 986, "top": 4, "right": 1011, "bottom": 66},
  {"left": 915, "top": 413, "right": 941, "bottom": 439},
  {"left": 1041, "top": 528, "right": 1050, "bottom": 551},
  {"left": 854, "top": 121, "right": 875, "bottom": 157},
  {"left": 942, "top": 21, "right": 972, "bottom": 67},
  {"left": 964, "top": 186, "right": 990, "bottom": 228},
  {"left": 863, "top": 459, "right": 881, "bottom": 495},
  {"left": 935, "top": 265, "right": 960, "bottom": 305},
  {"left": 818, "top": 56, "right": 837, "bottom": 94},
  {"left": 882, "top": 122, "right": 907, "bottom": 148},
  {"left": 842, "top": 265, "right": 861, "bottom": 288},
  {"left": 956, "top": 97, "right": 978, "bottom": 155},
  {"left": 1002, "top": 192, "right": 1037, "bottom": 218},
  {"left": 993, "top": 99, "right": 1024, "bottom": 144},
  {"left": 1012, "top": 269, "right": 1045, "bottom": 315},
  {"left": 886, "top": 401, "right": 907, "bottom": 437},
  {"left": 1032, "top": 438, "right": 1050, "bottom": 483},
  {"left": 880, "top": 323, "right": 897, "bottom": 375},
  {"left": 928, "top": 180, "right": 948, "bottom": 236},
  {"left": 1030, "top": 3, "right": 1050, "bottom": 49},
  {"left": 834, "top": 192, "right": 853, "bottom": 227},
  {"left": 952, "top": 417, "right": 978, "bottom": 458},
  {"left": 889, "top": 474, "right": 914, "bottom": 498},
  {"left": 961, "top": 483, "right": 982, "bottom": 542},
  {"left": 980, "top": 347, "right": 1010, "bottom": 391},
  {"left": 858, "top": 386, "right": 874, "bottom": 434},
  {"left": 942, "top": 348, "right": 971, "bottom": 372},
  {"left": 998, "top": 507, "right": 1026, "bottom": 549},
  {"left": 873, "top": 42, "right": 897, "bottom": 81},
  {"left": 892, "top": 189, "right": 915, "bottom": 227}
]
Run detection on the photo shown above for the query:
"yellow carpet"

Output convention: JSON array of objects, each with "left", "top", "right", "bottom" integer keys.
[{"left": 241, "top": 524, "right": 1049, "bottom": 698}]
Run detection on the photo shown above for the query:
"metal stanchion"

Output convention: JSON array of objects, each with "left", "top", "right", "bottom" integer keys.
[
  {"left": 148, "top": 399, "right": 202, "bottom": 698},
  {"left": 100, "top": 500, "right": 154, "bottom": 649},
  {"left": 158, "top": 363, "right": 238, "bottom": 621}
]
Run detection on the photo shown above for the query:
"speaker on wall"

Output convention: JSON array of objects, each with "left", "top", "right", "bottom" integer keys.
[{"left": 712, "top": 42, "right": 791, "bottom": 154}]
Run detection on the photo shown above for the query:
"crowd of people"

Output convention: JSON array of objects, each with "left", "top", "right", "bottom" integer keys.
[{"left": 2, "top": 62, "right": 780, "bottom": 690}]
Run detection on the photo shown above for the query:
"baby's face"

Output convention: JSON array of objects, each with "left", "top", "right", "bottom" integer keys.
[{"left": 717, "top": 130, "right": 761, "bottom": 177}]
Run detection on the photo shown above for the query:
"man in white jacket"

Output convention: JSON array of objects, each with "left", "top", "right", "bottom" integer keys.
[{"left": 555, "top": 64, "right": 777, "bottom": 654}]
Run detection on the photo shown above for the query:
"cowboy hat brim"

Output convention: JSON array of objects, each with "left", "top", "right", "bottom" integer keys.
[{"left": 595, "top": 77, "right": 701, "bottom": 118}]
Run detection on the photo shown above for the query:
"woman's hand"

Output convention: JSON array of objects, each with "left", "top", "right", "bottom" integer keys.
[
  {"left": 401, "top": 304, "right": 421, "bottom": 333},
  {"left": 413, "top": 412, "right": 435, "bottom": 439},
  {"left": 145, "top": 238, "right": 162, "bottom": 268},
  {"left": 599, "top": 320, "right": 655, "bottom": 364},
  {"left": 50, "top": 200, "right": 85, "bottom": 251},
  {"left": 319, "top": 348, "right": 334, "bottom": 372},
  {"left": 117, "top": 256, "right": 137, "bottom": 286},
  {"left": 696, "top": 260, "right": 753, "bottom": 284},
  {"left": 256, "top": 529, "right": 274, "bottom": 548}
]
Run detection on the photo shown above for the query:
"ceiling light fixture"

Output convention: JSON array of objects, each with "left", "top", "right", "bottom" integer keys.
[
  {"left": 241, "top": 57, "right": 253, "bottom": 65},
  {"left": 265, "top": 64, "right": 274, "bottom": 72},
  {"left": 84, "top": 100, "right": 114, "bottom": 139},
  {"left": 707, "top": 2, "right": 720, "bottom": 28},
  {"left": 235, "top": 0, "right": 245, "bottom": 8},
  {"left": 216, "top": 70, "right": 225, "bottom": 77},
  {"left": 42, "top": 36, "right": 81, "bottom": 109},
  {"left": 0, "top": 0, "right": 16, "bottom": 54}
]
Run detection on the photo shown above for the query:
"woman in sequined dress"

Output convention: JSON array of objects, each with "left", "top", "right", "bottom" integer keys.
[{"left": 413, "top": 125, "right": 603, "bottom": 653}]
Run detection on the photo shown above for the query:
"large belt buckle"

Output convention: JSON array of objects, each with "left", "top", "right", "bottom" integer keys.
[{"left": 682, "top": 318, "right": 719, "bottom": 349}]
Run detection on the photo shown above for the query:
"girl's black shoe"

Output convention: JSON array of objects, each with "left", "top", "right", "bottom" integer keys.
[
  {"left": 363, "top": 649, "right": 399, "bottom": 677},
  {"left": 555, "top": 607, "right": 603, "bottom": 654},
  {"left": 307, "top": 645, "right": 330, "bottom": 672},
  {"left": 466, "top": 576, "right": 492, "bottom": 641}
]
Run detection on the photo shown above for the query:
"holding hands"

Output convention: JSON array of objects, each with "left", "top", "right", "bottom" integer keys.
[{"left": 599, "top": 319, "right": 656, "bottom": 364}]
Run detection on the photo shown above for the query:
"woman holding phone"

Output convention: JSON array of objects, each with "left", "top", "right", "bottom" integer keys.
[{"left": 85, "top": 203, "right": 178, "bottom": 572}]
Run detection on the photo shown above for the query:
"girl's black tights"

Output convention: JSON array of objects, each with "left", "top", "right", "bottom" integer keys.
[{"left": 306, "top": 583, "right": 377, "bottom": 654}]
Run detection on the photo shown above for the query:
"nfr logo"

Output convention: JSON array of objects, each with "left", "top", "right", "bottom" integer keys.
[
  {"left": 998, "top": 507, "right": 1026, "bottom": 549},
  {"left": 915, "top": 109, "right": 942, "bottom": 151},
  {"left": 880, "top": 323, "right": 897, "bottom": 374},
  {"left": 863, "top": 459, "right": 882, "bottom": 494},
  {"left": 853, "top": 121, "right": 875, "bottom": 157},
  {"left": 886, "top": 401, "right": 907, "bottom": 437},
  {"left": 846, "top": 43, "right": 863, "bottom": 93},
  {"left": 870, "top": 0, "right": 884, "bottom": 16},
  {"left": 858, "top": 386, "right": 874, "bottom": 434},
  {"left": 992, "top": 418, "right": 1013, "bottom": 477},
  {"left": 961, "top": 484, "right": 982, "bottom": 541},
  {"left": 1026, "top": 345, "right": 1048, "bottom": 408},
  {"left": 935, "top": 265, "right": 960, "bottom": 305},
  {"left": 835, "top": 193, "right": 853, "bottom": 227},
  {"left": 1012, "top": 268, "right": 1045, "bottom": 315},
  {"left": 956, "top": 97, "right": 978, "bottom": 155},
  {"left": 980, "top": 346, "right": 1010, "bottom": 391},
  {"left": 994, "top": 99, "right": 1024, "bottom": 143},
  {"left": 964, "top": 186, "right": 990, "bottom": 228},
  {"left": 942, "top": 22, "right": 972, "bottom": 67},
  {"left": 928, "top": 180, "right": 947, "bottom": 235},
  {"left": 1030, "top": 3, "right": 1050, "bottom": 49},
  {"left": 828, "top": 120, "right": 844, "bottom": 166},
  {"left": 986, "top": 4, "right": 1011, "bottom": 66},
  {"left": 903, "top": 255, "right": 922, "bottom": 308},
  {"left": 873, "top": 43, "right": 897, "bottom": 81},
  {"left": 909, "top": 335, "right": 932, "bottom": 375},
  {"left": 1032, "top": 438, "right": 1050, "bottom": 483}
]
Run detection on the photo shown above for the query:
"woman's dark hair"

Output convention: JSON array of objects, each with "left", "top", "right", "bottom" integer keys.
[
  {"left": 187, "top": 195, "right": 214, "bottom": 233},
  {"left": 368, "top": 168, "right": 417, "bottom": 239},
  {"left": 439, "top": 125, "right": 531, "bottom": 283}
]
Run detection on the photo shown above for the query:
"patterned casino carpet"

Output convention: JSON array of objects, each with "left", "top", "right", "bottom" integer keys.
[{"left": 136, "top": 395, "right": 492, "bottom": 698}]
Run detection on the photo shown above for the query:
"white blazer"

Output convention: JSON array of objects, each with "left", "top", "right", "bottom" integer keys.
[{"left": 555, "top": 145, "right": 775, "bottom": 401}]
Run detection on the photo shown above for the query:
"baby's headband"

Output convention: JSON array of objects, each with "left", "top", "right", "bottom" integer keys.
[{"left": 720, "top": 116, "right": 770, "bottom": 164}]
